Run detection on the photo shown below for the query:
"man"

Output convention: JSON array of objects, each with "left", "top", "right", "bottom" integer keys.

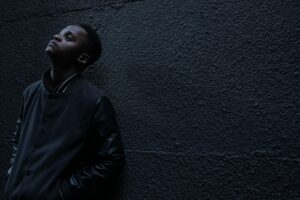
[{"left": 4, "top": 24, "right": 125, "bottom": 200}]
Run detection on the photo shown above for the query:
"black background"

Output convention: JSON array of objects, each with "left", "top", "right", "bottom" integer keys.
[{"left": 0, "top": 0, "right": 299, "bottom": 199}]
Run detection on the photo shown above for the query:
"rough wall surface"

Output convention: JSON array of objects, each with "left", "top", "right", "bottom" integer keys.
[{"left": 0, "top": 0, "right": 299, "bottom": 199}]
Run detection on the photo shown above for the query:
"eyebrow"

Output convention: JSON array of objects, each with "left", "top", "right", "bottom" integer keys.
[
  {"left": 66, "top": 31, "right": 74, "bottom": 35},
  {"left": 60, "top": 30, "right": 75, "bottom": 38}
]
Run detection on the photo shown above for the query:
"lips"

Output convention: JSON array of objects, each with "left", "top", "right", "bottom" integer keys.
[{"left": 48, "top": 40, "right": 57, "bottom": 47}]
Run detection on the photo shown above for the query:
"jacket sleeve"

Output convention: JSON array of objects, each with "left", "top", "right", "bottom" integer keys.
[
  {"left": 5, "top": 93, "right": 25, "bottom": 182},
  {"left": 60, "top": 96, "right": 126, "bottom": 199}
]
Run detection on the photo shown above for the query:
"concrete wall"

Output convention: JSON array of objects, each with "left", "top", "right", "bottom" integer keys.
[{"left": 1, "top": 0, "right": 299, "bottom": 199}]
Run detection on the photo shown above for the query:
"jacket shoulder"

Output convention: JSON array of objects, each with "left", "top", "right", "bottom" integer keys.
[
  {"left": 78, "top": 78, "right": 118, "bottom": 123},
  {"left": 77, "top": 77, "right": 108, "bottom": 104},
  {"left": 22, "top": 80, "right": 42, "bottom": 98}
]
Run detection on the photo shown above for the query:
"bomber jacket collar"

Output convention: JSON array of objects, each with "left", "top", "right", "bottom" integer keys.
[{"left": 42, "top": 68, "right": 80, "bottom": 94}]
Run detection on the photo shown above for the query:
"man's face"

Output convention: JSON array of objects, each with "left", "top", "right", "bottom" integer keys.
[{"left": 45, "top": 25, "right": 89, "bottom": 64}]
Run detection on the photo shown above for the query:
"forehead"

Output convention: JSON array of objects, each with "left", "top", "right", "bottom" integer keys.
[{"left": 59, "top": 25, "right": 88, "bottom": 42}]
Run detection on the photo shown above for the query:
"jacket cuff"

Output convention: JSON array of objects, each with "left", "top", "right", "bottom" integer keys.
[{"left": 60, "top": 179, "right": 72, "bottom": 200}]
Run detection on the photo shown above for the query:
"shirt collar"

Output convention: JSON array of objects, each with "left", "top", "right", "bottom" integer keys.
[{"left": 42, "top": 68, "right": 80, "bottom": 94}]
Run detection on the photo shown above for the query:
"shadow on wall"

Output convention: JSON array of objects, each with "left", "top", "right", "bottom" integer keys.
[{"left": 99, "top": 167, "right": 128, "bottom": 200}]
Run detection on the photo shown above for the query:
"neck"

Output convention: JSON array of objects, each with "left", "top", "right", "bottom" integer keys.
[{"left": 50, "top": 62, "right": 78, "bottom": 87}]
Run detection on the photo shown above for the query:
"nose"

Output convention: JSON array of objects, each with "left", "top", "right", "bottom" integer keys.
[{"left": 53, "top": 34, "right": 61, "bottom": 41}]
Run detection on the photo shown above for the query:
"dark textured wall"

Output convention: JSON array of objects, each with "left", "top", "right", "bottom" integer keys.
[{"left": 1, "top": 0, "right": 299, "bottom": 199}]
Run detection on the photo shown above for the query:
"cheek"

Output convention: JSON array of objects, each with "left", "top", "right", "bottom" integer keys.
[{"left": 62, "top": 45, "right": 82, "bottom": 58}]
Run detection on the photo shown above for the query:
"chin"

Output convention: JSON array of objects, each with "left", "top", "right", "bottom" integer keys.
[
  {"left": 45, "top": 46, "right": 57, "bottom": 55},
  {"left": 45, "top": 46, "right": 52, "bottom": 52}
]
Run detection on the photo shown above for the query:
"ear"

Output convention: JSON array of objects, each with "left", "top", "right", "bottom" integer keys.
[{"left": 77, "top": 53, "right": 90, "bottom": 65}]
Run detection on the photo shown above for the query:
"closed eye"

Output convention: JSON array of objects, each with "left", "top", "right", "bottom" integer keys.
[{"left": 61, "top": 31, "right": 75, "bottom": 41}]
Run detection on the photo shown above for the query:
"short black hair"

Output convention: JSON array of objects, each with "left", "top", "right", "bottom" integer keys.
[{"left": 75, "top": 23, "right": 102, "bottom": 67}]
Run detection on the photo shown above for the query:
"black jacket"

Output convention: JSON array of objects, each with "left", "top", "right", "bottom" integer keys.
[{"left": 4, "top": 69, "right": 125, "bottom": 200}]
